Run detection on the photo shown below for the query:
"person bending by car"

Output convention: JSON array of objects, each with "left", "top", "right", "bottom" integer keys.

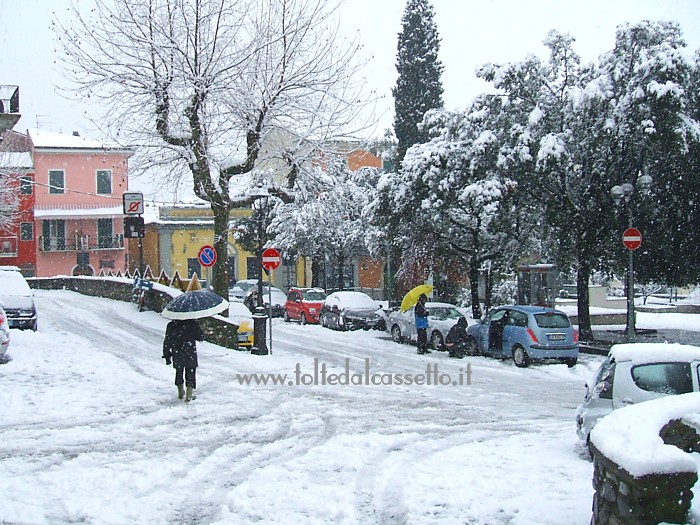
[
  {"left": 445, "top": 316, "right": 469, "bottom": 358},
  {"left": 415, "top": 293, "right": 431, "bottom": 355},
  {"left": 162, "top": 319, "right": 204, "bottom": 403}
]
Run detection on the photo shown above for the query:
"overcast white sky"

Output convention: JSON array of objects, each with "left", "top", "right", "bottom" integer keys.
[{"left": 2, "top": 0, "right": 700, "bottom": 139}]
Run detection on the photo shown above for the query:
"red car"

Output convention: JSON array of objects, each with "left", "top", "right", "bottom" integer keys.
[{"left": 284, "top": 287, "right": 326, "bottom": 324}]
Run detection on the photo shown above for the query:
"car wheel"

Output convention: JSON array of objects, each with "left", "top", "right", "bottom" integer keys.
[
  {"left": 431, "top": 331, "right": 444, "bottom": 350},
  {"left": 565, "top": 358, "right": 578, "bottom": 368},
  {"left": 512, "top": 345, "right": 530, "bottom": 368},
  {"left": 391, "top": 325, "right": 403, "bottom": 344},
  {"left": 283, "top": 311, "right": 290, "bottom": 322},
  {"left": 300, "top": 313, "right": 307, "bottom": 325},
  {"left": 466, "top": 337, "right": 480, "bottom": 356}
]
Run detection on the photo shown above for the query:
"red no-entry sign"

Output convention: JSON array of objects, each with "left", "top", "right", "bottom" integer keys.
[
  {"left": 261, "top": 248, "right": 281, "bottom": 271},
  {"left": 622, "top": 227, "right": 642, "bottom": 250}
]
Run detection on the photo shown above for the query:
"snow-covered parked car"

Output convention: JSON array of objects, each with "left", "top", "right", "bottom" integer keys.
[
  {"left": 0, "top": 266, "right": 38, "bottom": 331},
  {"left": 259, "top": 286, "right": 287, "bottom": 317},
  {"left": 228, "top": 279, "right": 259, "bottom": 303},
  {"left": 227, "top": 301, "right": 255, "bottom": 348},
  {"left": 388, "top": 301, "right": 467, "bottom": 350},
  {"left": 0, "top": 304, "right": 10, "bottom": 356},
  {"left": 320, "top": 291, "right": 385, "bottom": 331},
  {"left": 576, "top": 343, "right": 700, "bottom": 445}
]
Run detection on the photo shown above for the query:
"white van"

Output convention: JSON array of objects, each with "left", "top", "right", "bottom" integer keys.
[{"left": 576, "top": 343, "right": 700, "bottom": 445}]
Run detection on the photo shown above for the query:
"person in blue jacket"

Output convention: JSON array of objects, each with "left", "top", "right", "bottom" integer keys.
[{"left": 414, "top": 293, "right": 431, "bottom": 354}]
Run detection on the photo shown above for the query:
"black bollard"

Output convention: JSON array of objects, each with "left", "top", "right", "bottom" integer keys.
[{"left": 251, "top": 306, "right": 269, "bottom": 355}]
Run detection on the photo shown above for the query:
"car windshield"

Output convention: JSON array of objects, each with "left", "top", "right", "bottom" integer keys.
[
  {"left": 427, "top": 307, "right": 462, "bottom": 320},
  {"left": 303, "top": 290, "right": 326, "bottom": 301},
  {"left": 534, "top": 312, "right": 570, "bottom": 328},
  {"left": 235, "top": 281, "right": 257, "bottom": 292},
  {"left": 0, "top": 271, "right": 31, "bottom": 296}
]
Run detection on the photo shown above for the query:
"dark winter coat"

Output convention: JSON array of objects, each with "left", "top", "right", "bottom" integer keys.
[
  {"left": 414, "top": 298, "right": 429, "bottom": 330},
  {"left": 162, "top": 319, "right": 204, "bottom": 369},
  {"left": 445, "top": 317, "right": 468, "bottom": 347}
]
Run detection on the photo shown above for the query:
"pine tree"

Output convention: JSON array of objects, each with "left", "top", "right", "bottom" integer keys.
[{"left": 392, "top": 0, "right": 444, "bottom": 167}]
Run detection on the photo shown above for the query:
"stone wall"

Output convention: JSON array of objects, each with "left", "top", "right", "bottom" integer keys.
[
  {"left": 28, "top": 277, "right": 240, "bottom": 350},
  {"left": 590, "top": 419, "right": 700, "bottom": 525}
]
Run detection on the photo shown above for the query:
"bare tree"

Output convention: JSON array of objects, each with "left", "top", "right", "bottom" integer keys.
[
  {"left": 54, "top": 0, "right": 375, "bottom": 298},
  {"left": 0, "top": 172, "right": 19, "bottom": 231}
]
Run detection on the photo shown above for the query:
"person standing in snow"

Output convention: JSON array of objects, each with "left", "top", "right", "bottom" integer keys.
[
  {"left": 415, "top": 293, "right": 431, "bottom": 355},
  {"left": 162, "top": 319, "right": 204, "bottom": 403}
]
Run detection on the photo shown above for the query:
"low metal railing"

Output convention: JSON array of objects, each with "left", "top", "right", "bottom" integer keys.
[{"left": 38, "top": 234, "right": 124, "bottom": 252}]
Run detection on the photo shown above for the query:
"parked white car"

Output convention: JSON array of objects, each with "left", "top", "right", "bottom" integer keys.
[
  {"left": 576, "top": 343, "right": 700, "bottom": 445},
  {"left": 388, "top": 301, "right": 467, "bottom": 350},
  {"left": 0, "top": 304, "right": 10, "bottom": 357},
  {"left": 228, "top": 279, "right": 259, "bottom": 303}
]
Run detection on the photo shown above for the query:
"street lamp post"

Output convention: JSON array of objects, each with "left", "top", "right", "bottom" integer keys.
[
  {"left": 249, "top": 183, "right": 270, "bottom": 355},
  {"left": 610, "top": 171, "right": 653, "bottom": 342}
]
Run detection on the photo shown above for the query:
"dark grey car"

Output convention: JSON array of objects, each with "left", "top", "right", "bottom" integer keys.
[{"left": 0, "top": 267, "right": 38, "bottom": 331}]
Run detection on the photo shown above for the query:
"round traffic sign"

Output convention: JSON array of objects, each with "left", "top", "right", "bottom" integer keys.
[
  {"left": 622, "top": 227, "right": 642, "bottom": 250},
  {"left": 198, "top": 245, "right": 217, "bottom": 267},
  {"left": 261, "top": 248, "right": 281, "bottom": 271}
]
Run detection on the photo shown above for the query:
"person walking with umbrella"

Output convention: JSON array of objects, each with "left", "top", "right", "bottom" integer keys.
[
  {"left": 161, "top": 290, "right": 228, "bottom": 403},
  {"left": 415, "top": 293, "right": 431, "bottom": 355},
  {"left": 162, "top": 318, "right": 204, "bottom": 402}
]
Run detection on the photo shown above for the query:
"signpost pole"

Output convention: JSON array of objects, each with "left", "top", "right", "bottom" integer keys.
[
  {"left": 628, "top": 246, "right": 635, "bottom": 341},
  {"left": 260, "top": 248, "right": 281, "bottom": 356},
  {"left": 268, "top": 273, "right": 273, "bottom": 355},
  {"left": 622, "top": 227, "right": 642, "bottom": 342}
]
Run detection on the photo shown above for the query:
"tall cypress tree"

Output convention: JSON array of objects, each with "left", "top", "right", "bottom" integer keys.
[{"left": 392, "top": 0, "right": 444, "bottom": 167}]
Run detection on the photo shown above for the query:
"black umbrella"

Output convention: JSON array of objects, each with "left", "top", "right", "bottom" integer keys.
[{"left": 161, "top": 290, "right": 229, "bottom": 320}]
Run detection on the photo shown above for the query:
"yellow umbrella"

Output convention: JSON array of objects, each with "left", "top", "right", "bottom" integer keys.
[{"left": 400, "top": 284, "right": 434, "bottom": 313}]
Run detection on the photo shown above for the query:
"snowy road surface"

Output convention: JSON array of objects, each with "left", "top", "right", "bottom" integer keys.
[{"left": 0, "top": 290, "right": 604, "bottom": 524}]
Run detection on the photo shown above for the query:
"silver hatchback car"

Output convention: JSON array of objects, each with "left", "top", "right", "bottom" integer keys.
[
  {"left": 466, "top": 305, "right": 578, "bottom": 367},
  {"left": 576, "top": 343, "right": 700, "bottom": 445}
]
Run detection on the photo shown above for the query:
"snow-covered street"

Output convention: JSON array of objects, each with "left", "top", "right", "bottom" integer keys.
[{"left": 2, "top": 290, "right": 614, "bottom": 524}]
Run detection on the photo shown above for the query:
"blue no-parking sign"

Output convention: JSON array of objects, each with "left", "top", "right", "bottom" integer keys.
[{"left": 198, "top": 245, "right": 217, "bottom": 267}]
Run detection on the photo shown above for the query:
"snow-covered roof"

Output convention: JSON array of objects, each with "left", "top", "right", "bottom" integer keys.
[
  {"left": 27, "top": 128, "right": 132, "bottom": 153},
  {"left": 0, "top": 151, "right": 32, "bottom": 169},
  {"left": 609, "top": 342, "right": 700, "bottom": 364}
]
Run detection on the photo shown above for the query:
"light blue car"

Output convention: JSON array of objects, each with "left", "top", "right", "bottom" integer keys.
[{"left": 466, "top": 305, "right": 579, "bottom": 367}]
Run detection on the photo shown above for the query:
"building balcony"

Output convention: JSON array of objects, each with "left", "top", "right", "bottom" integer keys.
[{"left": 38, "top": 234, "right": 124, "bottom": 252}]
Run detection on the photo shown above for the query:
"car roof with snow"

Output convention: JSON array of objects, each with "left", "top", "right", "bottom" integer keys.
[
  {"left": 326, "top": 291, "right": 379, "bottom": 308},
  {"left": 609, "top": 342, "right": 700, "bottom": 364}
]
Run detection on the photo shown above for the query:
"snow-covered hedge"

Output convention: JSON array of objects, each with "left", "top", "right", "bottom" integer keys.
[
  {"left": 589, "top": 392, "right": 700, "bottom": 524},
  {"left": 28, "top": 276, "right": 241, "bottom": 350}
]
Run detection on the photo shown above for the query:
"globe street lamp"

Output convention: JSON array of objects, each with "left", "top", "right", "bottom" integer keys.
[
  {"left": 610, "top": 170, "right": 653, "bottom": 342},
  {"left": 249, "top": 183, "right": 270, "bottom": 355}
]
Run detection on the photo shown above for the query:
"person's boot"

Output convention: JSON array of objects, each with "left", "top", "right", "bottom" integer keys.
[
  {"left": 177, "top": 384, "right": 185, "bottom": 400},
  {"left": 185, "top": 386, "right": 196, "bottom": 403}
]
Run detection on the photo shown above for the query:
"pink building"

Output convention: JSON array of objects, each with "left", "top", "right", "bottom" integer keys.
[{"left": 29, "top": 129, "right": 134, "bottom": 277}]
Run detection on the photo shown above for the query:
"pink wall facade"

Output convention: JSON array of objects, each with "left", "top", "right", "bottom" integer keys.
[{"left": 30, "top": 130, "right": 133, "bottom": 277}]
